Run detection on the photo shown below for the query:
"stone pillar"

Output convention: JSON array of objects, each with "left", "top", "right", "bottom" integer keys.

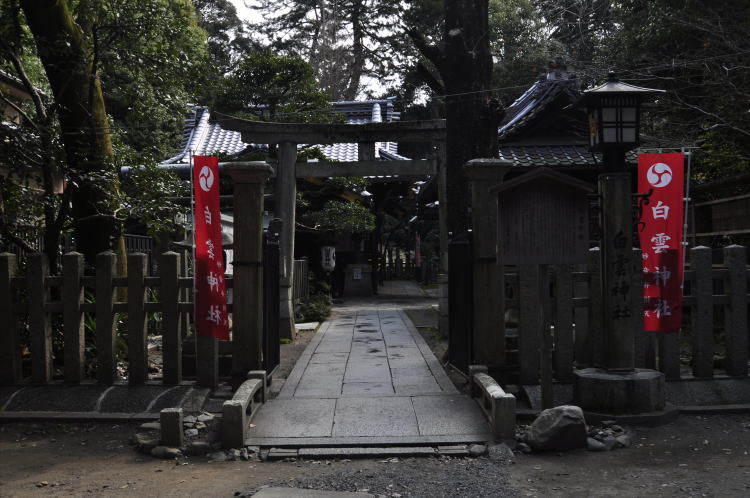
[
  {"left": 464, "top": 160, "right": 512, "bottom": 369},
  {"left": 276, "top": 142, "right": 297, "bottom": 340},
  {"left": 574, "top": 168, "right": 666, "bottom": 415},
  {"left": 225, "top": 162, "right": 273, "bottom": 386}
]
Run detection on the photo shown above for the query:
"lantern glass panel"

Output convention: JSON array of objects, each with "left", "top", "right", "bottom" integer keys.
[
  {"left": 603, "top": 128, "right": 618, "bottom": 142},
  {"left": 622, "top": 107, "right": 636, "bottom": 122},
  {"left": 622, "top": 127, "right": 636, "bottom": 143},
  {"left": 602, "top": 107, "right": 617, "bottom": 123}
]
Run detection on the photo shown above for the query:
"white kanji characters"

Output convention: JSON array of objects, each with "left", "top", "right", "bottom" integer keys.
[
  {"left": 653, "top": 266, "right": 672, "bottom": 287},
  {"left": 651, "top": 233, "right": 671, "bottom": 253},
  {"left": 205, "top": 239, "right": 215, "bottom": 260},
  {"left": 206, "top": 305, "right": 222, "bottom": 325},
  {"left": 651, "top": 201, "right": 670, "bottom": 220},
  {"left": 642, "top": 252, "right": 649, "bottom": 260},
  {"left": 204, "top": 205, "right": 212, "bottom": 225},
  {"left": 207, "top": 272, "right": 219, "bottom": 293},
  {"left": 654, "top": 299, "right": 672, "bottom": 318}
]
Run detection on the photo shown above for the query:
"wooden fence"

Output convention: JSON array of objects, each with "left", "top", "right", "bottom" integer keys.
[
  {"left": 502, "top": 244, "right": 749, "bottom": 385},
  {"left": 292, "top": 258, "right": 309, "bottom": 304},
  {"left": 0, "top": 246, "right": 281, "bottom": 387}
]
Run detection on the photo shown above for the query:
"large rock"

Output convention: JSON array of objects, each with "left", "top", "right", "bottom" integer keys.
[{"left": 527, "top": 405, "right": 587, "bottom": 451}]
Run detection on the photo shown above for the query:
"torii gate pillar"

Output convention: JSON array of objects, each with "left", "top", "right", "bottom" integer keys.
[{"left": 277, "top": 141, "right": 298, "bottom": 340}]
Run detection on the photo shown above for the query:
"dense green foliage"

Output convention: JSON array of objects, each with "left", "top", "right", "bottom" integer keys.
[
  {"left": 215, "top": 51, "right": 336, "bottom": 123},
  {"left": 306, "top": 200, "right": 376, "bottom": 235}
]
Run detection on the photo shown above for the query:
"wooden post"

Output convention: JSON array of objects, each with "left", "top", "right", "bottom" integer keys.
[
  {"left": 96, "top": 251, "right": 117, "bottom": 385},
  {"left": 277, "top": 142, "right": 297, "bottom": 340},
  {"left": 0, "top": 253, "right": 21, "bottom": 384},
  {"left": 539, "top": 264, "right": 553, "bottom": 408},
  {"left": 724, "top": 245, "right": 748, "bottom": 377},
  {"left": 226, "top": 163, "right": 274, "bottom": 386},
  {"left": 28, "top": 253, "right": 52, "bottom": 384},
  {"left": 518, "top": 264, "right": 541, "bottom": 385},
  {"left": 691, "top": 246, "right": 713, "bottom": 378},
  {"left": 553, "top": 264, "right": 574, "bottom": 382},
  {"left": 128, "top": 253, "right": 148, "bottom": 385},
  {"left": 160, "top": 251, "right": 182, "bottom": 385},
  {"left": 63, "top": 252, "right": 85, "bottom": 383}
]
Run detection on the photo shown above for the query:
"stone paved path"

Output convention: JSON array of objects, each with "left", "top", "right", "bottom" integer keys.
[{"left": 246, "top": 290, "right": 490, "bottom": 446}]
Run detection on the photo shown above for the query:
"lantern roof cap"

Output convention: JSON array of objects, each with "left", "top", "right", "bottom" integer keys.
[{"left": 584, "top": 72, "right": 666, "bottom": 97}]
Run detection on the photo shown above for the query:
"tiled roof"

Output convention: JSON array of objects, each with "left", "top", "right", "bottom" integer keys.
[
  {"left": 162, "top": 98, "right": 406, "bottom": 165},
  {"left": 498, "top": 69, "right": 581, "bottom": 142},
  {"left": 498, "top": 145, "right": 638, "bottom": 168},
  {"left": 498, "top": 145, "right": 598, "bottom": 167}
]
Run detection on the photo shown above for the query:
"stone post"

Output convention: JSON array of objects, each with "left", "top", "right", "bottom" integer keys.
[
  {"left": 464, "top": 159, "right": 512, "bottom": 369},
  {"left": 226, "top": 162, "right": 274, "bottom": 387},
  {"left": 276, "top": 142, "right": 297, "bottom": 340},
  {"left": 573, "top": 167, "right": 667, "bottom": 415}
]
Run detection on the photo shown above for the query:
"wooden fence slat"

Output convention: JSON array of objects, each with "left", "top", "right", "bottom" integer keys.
[
  {"left": 96, "top": 252, "right": 117, "bottom": 385},
  {"left": 518, "top": 264, "right": 540, "bottom": 385},
  {"left": 0, "top": 253, "right": 21, "bottom": 384},
  {"left": 691, "top": 246, "right": 714, "bottom": 378},
  {"left": 658, "top": 333, "right": 681, "bottom": 380},
  {"left": 724, "top": 245, "right": 748, "bottom": 377},
  {"left": 63, "top": 252, "right": 85, "bottom": 383},
  {"left": 632, "top": 248, "right": 647, "bottom": 368},
  {"left": 160, "top": 252, "right": 182, "bottom": 385},
  {"left": 28, "top": 253, "right": 52, "bottom": 384},
  {"left": 128, "top": 253, "right": 148, "bottom": 385},
  {"left": 553, "top": 264, "right": 574, "bottom": 382}
]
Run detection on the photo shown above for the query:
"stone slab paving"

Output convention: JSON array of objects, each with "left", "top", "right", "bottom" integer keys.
[{"left": 246, "top": 305, "right": 492, "bottom": 446}]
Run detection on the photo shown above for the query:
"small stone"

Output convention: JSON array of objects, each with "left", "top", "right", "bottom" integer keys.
[
  {"left": 195, "top": 422, "right": 206, "bottom": 430},
  {"left": 602, "top": 435, "right": 618, "bottom": 451},
  {"left": 208, "top": 451, "right": 228, "bottom": 462},
  {"left": 245, "top": 445, "right": 260, "bottom": 454},
  {"left": 183, "top": 415, "right": 197, "bottom": 424},
  {"left": 132, "top": 433, "right": 160, "bottom": 455},
  {"left": 601, "top": 420, "right": 616, "bottom": 428},
  {"left": 487, "top": 443, "right": 515, "bottom": 464},
  {"left": 184, "top": 423, "right": 195, "bottom": 429},
  {"left": 36, "top": 481, "right": 48, "bottom": 487},
  {"left": 527, "top": 405, "right": 587, "bottom": 452},
  {"left": 517, "top": 442, "right": 532, "bottom": 454},
  {"left": 586, "top": 437, "right": 607, "bottom": 452},
  {"left": 616, "top": 434, "right": 632, "bottom": 448},
  {"left": 184, "top": 428, "right": 199, "bottom": 438},
  {"left": 151, "top": 446, "right": 182, "bottom": 459},
  {"left": 229, "top": 449, "right": 242, "bottom": 461},
  {"left": 184, "top": 441, "right": 211, "bottom": 456},
  {"left": 468, "top": 444, "right": 487, "bottom": 457},
  {"left": 240, "top": 448, "right": 249, "bottom": 461},
  {"left": 139, "top": 422, "right": 160, "bottom": 431},
  {"left": 197, "top": 413, "right": 214, "bottom": 423},
  {"left": 611, "top": 424, "right": 624, "bottom": 433}
]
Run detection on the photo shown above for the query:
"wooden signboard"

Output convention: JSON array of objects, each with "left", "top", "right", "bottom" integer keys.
[{"left": 490, "top": 167, "right": 593, "bottom": 265}]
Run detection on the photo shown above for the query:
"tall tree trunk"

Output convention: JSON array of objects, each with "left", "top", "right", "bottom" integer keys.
[
  {"left": 21, "top": 0, "right": 120, "bottom": 264},
  {"left": 441, "top": 0, "right": 498, "bottom": 235},
  {"left": 344, "top": 0, "right": 364, "bottom": 100}
]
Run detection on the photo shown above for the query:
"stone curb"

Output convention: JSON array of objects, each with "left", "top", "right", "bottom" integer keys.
[
  {"left": 0, "top": 411, "right": 159, "bottom": 423},
  {"left": 222, "top": 371, "right": 266, "bottom": 449}
]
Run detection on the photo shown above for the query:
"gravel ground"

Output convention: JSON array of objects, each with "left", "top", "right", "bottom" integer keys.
[{"left": 280, "top": 456, "right": 513, "bottom": 498}]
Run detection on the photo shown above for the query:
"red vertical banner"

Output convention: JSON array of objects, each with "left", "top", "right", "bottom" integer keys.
[
  {"left": 193, "top": 156, "right": 229, "bottom": 340},
  {"left": 637, "top": 153, "right": 685, "bottom": 332}
]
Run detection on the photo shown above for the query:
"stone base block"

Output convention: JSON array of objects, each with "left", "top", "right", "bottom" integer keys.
[
  {"left": 159, "top": 407, "right": 184, "bottom": 447},
  {"left": 573, "top": 368, "right": 665, "bottom": 414}
]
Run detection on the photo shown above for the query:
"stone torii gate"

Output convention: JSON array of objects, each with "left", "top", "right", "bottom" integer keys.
[{"left": 215, "top": 115, "right": 448, "bottom": 338}]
